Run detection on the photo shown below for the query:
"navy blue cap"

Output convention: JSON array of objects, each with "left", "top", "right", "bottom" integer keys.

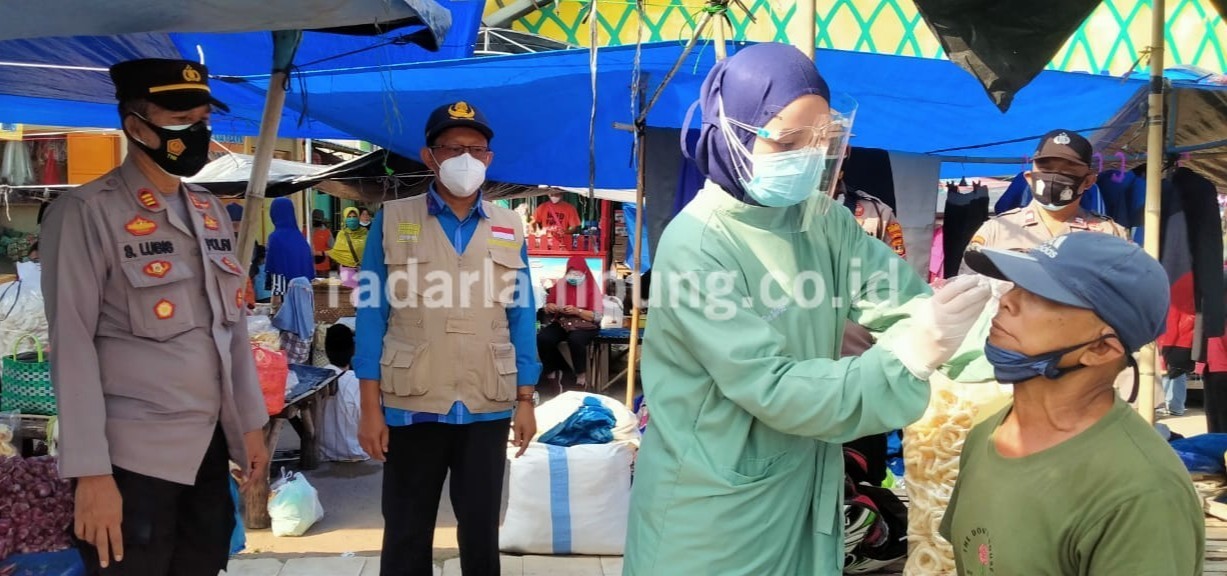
[
  {"left": 965, "top": 233, "right": 1169, "bottom": 353},
  {"left": 424, "top": 101, "right": 493, "bottom": 144}
]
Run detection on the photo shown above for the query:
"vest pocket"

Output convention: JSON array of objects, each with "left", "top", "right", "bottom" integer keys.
[
  {"left": 379, "top": 341, "right": 429, "bottom": 397},
  {"left": 119, "top": 258, "right": 197, "bottom": 342},
  {"left": 486, "top": 342, "right": 517, "bottom": 401},
  {"left": 488, "top": 248, "right": 525, "bottom": 305}
]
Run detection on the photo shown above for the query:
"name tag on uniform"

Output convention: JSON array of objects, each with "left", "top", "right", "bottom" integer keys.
[{"left": 398, "top": 222, "right": 420, "bottom": 243}]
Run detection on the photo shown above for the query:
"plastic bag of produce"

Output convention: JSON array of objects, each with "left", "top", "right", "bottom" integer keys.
[
  {"left": 0, "top": 455, "right": 74, "bottom": 561},
  {"left": 246, "top": 315, "right": 281, "bottom": 350},
  {"left": 903, "top": 373, "right": 1010, "bottom": 575},
  {"left": 267, "top": 470, "right": 324, "bottom": 537},
  {"left": 0, "top": 412, "right": 18, "bottom": 458},
  {"left": 0, "top": 281, "right": 48, "bottom": 363},
  {"left": 253, "top": 345, "right": 288, "bottom": 416}
]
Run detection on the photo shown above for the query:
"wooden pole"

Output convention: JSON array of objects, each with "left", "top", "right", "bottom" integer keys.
[
  {"left": 236, "top": 73, "right": 288, "bottom": 272},
  {"left": 789, "top": 0, "right": 815, "bottom": 60},
  {"left": 713, "top": 13, "right": 728, "bottom": 60},
  {"left": 1138, "top": 0, "right": 1166, "bottom": 425}
]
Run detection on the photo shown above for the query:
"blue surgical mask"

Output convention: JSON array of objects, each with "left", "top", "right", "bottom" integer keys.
[
  {"left": 565, "top": 274, "right": 584, "bottom": 286},
  {"left": 740, "top": 148, "right": 827, "bottom": 208},
  {"left": 983, "top": 336, "right": 1110, "bottom": 383},
  {"left": 345, "top": 217, "right": 360, "bottom": 230}
]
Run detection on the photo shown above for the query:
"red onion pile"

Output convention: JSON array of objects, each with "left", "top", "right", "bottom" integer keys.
[{"left": 0, "top": 456, "right": 73, "bottom": 560}]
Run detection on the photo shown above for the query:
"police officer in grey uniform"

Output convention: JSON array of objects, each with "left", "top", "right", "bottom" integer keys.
[
  {"left": 961, "top": 129, "right": 1129, "bottom": 273},
  {"left": 42, "top": 59, "right": 269, "bottom": 575}
]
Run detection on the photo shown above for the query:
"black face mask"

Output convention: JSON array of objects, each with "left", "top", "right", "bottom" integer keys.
[
  {"left": 1030, "top": 171, "right": 1085, "bottom": 209},
  {"left": 126, "top": 115, "right": 213, "bottom": 177}
]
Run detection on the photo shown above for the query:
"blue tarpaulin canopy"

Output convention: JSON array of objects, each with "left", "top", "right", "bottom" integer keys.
[
  {"left": 0, "top": 0, "right": 478, "bottom": 137},
  {"left": 254, "top": 41, "right": 1148, "bottom": 188}
]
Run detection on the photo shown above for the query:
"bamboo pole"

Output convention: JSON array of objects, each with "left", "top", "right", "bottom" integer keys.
[
  {"left": 713, "top": 14, "right": 728, "bottom": 60},
  {"left": 1138, "top": 0, "right": 1166, "bottom": 425},
  {"left": 790, "top": 0, "right": 815, "bottom": 60}
]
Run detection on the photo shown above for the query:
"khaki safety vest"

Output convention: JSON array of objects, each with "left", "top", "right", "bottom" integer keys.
[{"left": 379, "top": 195, "right": 527, "bottom": 414}]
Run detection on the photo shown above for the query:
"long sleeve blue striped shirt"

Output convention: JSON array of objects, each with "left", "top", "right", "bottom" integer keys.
[{"left": 353, "top": 188, "right": 540, "bottom": 426}]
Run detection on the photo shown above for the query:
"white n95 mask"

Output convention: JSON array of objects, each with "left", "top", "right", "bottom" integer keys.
[{"left": 437, "top": 153, "right": 487, "bottom": 198}]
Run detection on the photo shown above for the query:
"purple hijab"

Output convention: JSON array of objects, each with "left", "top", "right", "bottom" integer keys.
[{"left": 694, "top": 43, "right": 831, "bottom": 201}]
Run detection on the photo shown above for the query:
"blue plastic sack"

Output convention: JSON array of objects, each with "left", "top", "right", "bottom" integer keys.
[
  {"left": 538, "top": 397, "right": 617, "bottom": 447},
  {"left": 0, "top": 549, "right": 86, "bottom": 576},
  {"left": 229, "top": 476, "right": 246, "bottom": 555},
  {"left": 1170, "top": 433, "right": 1227, "bottom": 475}
]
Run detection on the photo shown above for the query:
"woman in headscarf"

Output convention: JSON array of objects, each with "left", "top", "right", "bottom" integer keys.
[
  {"left": 265, "top": 197, "right": 315, "bottom": 296},
  {"left": 536, "top": 255, "right": 603, "bottom": 390},
  {"left": 328, "top": 206, "right": 369, "bottom": 288},
  {"left": 623, "top": 43, "right": 989, "bottom": 575}
]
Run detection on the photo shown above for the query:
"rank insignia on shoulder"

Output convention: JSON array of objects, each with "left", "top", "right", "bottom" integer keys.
[
  {"left": 138, "top": 189, "right": 160, "bottom": 209},
  {"left": 126, "top": 216, "right": 158, "bottom": 237},
  {"left": 154, "top": 299, "right": 176, "bottom": 320},
  {"left": 221, "top": 257, "right": 242, "bottom": 275},
  {"left": 190, "top": 195, "right": 211, "bottom": 211},
  {"left": 203, "top": 215, "right": 220, "bottom": 231},
  {"left": 143, "top": 260, "right": 172, "bottom": 278}
]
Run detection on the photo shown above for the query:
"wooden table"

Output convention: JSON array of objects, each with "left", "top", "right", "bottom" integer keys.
[
  {"left": 584, "top": 328, "right": 644, "bottom": 393},
  {"left": 242, "top": 364, "right": 340, "bottom": 529}
]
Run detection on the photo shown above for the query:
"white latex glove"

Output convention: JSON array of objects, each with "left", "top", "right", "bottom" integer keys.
[
  {"left": 975, "top": 274, "right": 1013, "bottom": 300},
  {"left": 894, "top": 275, "right": 993, "bottom": 379}
]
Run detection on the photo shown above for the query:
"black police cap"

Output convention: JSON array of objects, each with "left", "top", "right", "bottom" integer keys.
[{"left": 109, "top": 58, "right": 230, "bottom": 113}]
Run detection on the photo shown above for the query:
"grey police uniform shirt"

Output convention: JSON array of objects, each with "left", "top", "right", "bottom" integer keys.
[
  {"left": 959, "top": 202, "right": 1130, "bottom": 274},
  {"left": 42, "top": 160, "right": 268, "bottom": 485}
]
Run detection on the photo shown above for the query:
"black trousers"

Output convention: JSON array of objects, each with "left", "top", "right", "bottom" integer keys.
[
  {"left": 381, "top": 419, "right": 511, "bottom": 576},
  {"left": 1206, "top": 372, "right": 1227, "bottom": 433},
  {"left": 81, "top": 427, "right": 234, "bottom": 576},
  {"left": 537, "top": 322, "right": 599, "bottom": 376}
]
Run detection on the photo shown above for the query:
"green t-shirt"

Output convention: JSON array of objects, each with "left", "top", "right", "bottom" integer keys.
[{"left": 939, "top": 399, "right": 1204, "bottom": 576}]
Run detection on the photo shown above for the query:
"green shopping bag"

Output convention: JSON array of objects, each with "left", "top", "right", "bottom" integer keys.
[{"left": 1, "top": 334, "right": 55, "bottom": 415}]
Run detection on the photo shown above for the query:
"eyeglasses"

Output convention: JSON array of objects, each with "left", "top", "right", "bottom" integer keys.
[
  {"left": 430, "top": 144, "right": 491, "bottom": 159},
  {"left": 723, "top": 117, "right": 850, "bottom": 151}
]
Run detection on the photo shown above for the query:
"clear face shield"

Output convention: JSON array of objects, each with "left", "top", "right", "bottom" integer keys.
[{"left": 718, "top": 93, "right": 857, "bottom": 231}]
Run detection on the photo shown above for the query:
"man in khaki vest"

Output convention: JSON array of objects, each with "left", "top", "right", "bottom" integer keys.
[
  {"left": 42, "top": 58, "right": 269, "bottom": 575},
  {"left": 354, "top": 101, "right": 540, "bottom": 576}
]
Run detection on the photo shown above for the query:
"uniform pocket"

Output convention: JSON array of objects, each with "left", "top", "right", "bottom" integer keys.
[
  {"left": 379, "top": 341, "right": 429, "bottom": 397},
  {"left": 208, "top": 254, "right": 245, "bottom": 326},
  {"left": 119, "top": 257, "right": 197, "bottom": 342},
  {"left": 487, "top": 248, "right": 525, "bottom": 305},
  {"left": 486, "top": 342, "right": 517, "bottom": 401}
]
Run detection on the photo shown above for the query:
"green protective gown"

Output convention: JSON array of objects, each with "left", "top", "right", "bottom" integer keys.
[{"left": 624, "top": 184, "right": 933, "bottom": 576}]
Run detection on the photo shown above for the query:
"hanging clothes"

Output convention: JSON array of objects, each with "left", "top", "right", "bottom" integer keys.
[
  {"left": 1095, "top": 170, "right": 1146, "bottom": 232},
  {"left": 0, "top": 140, "right": 33, "bottom": 186},
  {"left": 941, "top": 183, "right": 988, "bottom": 279},
  {"left": 1157, "top": 167, "right": 1226, "bottom": 362},
  {"left": 930, "top": 225, "right": 945, "bottom": 282}
]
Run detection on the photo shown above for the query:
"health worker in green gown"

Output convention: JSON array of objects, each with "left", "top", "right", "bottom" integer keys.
[{"left": 622, "top": 43, "right": 992, "bottom": 575}]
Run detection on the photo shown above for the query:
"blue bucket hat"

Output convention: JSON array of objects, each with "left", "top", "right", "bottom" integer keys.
[{"left": 964, "top": 232, "right": 1169, "bottom": 354}]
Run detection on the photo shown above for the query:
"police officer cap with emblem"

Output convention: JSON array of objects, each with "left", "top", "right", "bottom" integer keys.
[
  {"left": 110, "top": 58, "right": 230, "bottom": 113},
  {"left": 425, "top": 101, "right": 494, "bottom": 144},
  {"left": 1033, "top": 129, "right": 1093, "bottom": 167}
]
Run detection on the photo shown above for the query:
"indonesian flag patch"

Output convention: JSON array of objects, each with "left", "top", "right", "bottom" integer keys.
[{"left": 491, "top": 226, "right": 516, "bottom": 242}]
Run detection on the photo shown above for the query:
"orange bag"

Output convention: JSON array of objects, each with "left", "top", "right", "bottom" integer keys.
[{"left": 253, "top": 344, "right": 288, "bottom": 415}]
